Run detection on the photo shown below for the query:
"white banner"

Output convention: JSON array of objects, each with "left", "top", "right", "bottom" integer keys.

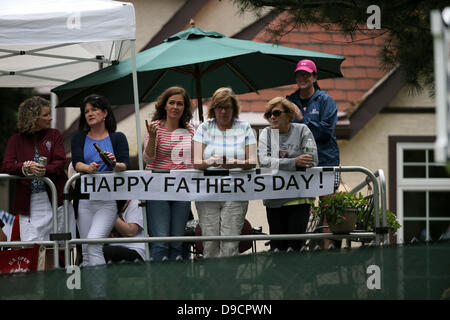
[{"left": 80, "top": 169, "right": 335, "bottom": 201}]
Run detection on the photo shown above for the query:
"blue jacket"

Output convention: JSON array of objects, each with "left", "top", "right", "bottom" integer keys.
[{"left": 287, "top": 89, "right": 340, "bottom": 166}]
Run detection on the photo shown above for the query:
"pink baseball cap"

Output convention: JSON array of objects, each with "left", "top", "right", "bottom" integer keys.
[{"left": 294, "top": 59, "right": 317, "bottom": 74}]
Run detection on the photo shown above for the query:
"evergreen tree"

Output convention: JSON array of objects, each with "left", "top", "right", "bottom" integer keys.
[
  {"left": 0, "top": 88, "right": 35, "bottom": 163},
  {"left": 234, "top": 0, "right": 449, "bottom": 95}
]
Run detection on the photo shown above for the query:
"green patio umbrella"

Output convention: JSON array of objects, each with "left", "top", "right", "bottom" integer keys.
[{"left": 52, "top": 26, "right": 345, "bottom": 123}]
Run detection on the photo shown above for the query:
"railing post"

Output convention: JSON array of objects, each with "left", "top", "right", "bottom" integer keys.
[
  {"left": 377, "top": 169, "right": 389, "bottom": 244},
  {"left": 348, "top": 168, "right": 389, "bottom": 245},
  {"left": 334, "top": 166, "right": 382, "bottom": 245},
  {"left": 42, "top": 176, "right": 59, "bottom": 268},
  {"left": 63, "top": 173, "right": 81, "bottom": 268}
]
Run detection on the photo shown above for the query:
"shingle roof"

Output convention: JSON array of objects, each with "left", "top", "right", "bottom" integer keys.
[{"left": 238, "top": 15, "right": 391, "bottom": 116}]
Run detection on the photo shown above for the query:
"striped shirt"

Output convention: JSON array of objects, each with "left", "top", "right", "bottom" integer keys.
[
  {"left": 193, "top": 118, "right": 256, "bottom": 162},
  {"left": 144, "top": 120, "right": 195, "bottom": 170}
]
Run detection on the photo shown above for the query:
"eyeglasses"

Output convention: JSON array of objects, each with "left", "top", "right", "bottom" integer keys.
[{"left": 264, "top": 109, "right": 288, "bottom": 118}]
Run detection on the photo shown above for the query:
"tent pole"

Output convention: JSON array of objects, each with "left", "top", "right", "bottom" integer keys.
[
  {"left": 131, "top": 39, "right": 150, "bottom": 261},
  {"left": 131, "top": 40, "right": 143, "bottom": 170},
  {"left": 51, "top": 92, "right": 57, "bottom": 128}
]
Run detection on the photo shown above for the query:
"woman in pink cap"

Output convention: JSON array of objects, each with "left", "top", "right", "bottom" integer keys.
[
  {"left": 286, "top": 59, "right": 341, "bottom": 249},
  {"left": 286, "top": 59, "right": 340, "bottom": 185}
]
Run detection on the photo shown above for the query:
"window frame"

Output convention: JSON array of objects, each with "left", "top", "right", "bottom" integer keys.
[{"left": 396, "top": 142, "right": 450, "bottom": 243}]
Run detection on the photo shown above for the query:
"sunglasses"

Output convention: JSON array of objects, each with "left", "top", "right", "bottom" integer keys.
[{"left": 265, "top": 109, "right": 288, "bottom": 118}]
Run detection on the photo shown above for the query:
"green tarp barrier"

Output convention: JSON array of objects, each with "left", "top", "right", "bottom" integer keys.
[{"left": 1, "top": 241, "right": 449, "bottom": 300}]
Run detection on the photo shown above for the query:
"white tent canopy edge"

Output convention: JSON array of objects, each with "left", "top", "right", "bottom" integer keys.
[
  {"left": 0, "top": 0, "right": 147, "bottom": 261},
  {"left": 0, "top": 0, "right": 143, "bottom": 172}
]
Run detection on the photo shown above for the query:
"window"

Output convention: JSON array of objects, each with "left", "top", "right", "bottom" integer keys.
[
  {"left": 397, "top": 143, "right": 450, "bottom": 244},
  {"left": 403, "top": 149, "right": 450, "bottom": 179}
]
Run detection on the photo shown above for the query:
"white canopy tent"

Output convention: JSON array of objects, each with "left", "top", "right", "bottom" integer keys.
[
  {"left": 0, "top": 0, "right": 143, "bottom": 168},
  {"left": 0, "top": 0, "right": 148, "bottom": 262}
]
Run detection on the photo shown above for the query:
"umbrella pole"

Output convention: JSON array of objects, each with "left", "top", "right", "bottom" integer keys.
[
  {"left": 131, "top": 40, "right": 150, "bottom": 261},
  {"left": 194, "top": 65, "right": 204, "bottom": 123},
  {"left": 196, "top": 96, "right": 203, "bottom": 123}
]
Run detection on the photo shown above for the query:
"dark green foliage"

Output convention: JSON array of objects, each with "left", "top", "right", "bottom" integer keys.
[
  {"left": 0, "top": 88, "right": 35, "bottom": 163},
  {"left": 234, "top": 0, "right": 449, "bottom": 95}
]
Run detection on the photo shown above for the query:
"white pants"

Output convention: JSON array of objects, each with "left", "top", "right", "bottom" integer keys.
[
  {"left": 195, "top": 201, "right": 248, "bottom": 258},
  {"left": 20, "top": 192, "right": 76, "bottom": 242},
  {"left": 77, "top": 200, "right": 117, "bottom": 266}
]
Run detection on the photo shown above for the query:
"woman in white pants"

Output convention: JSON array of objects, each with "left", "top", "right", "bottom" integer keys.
[
  {"left": 71, "top": 94, "right": 129, "bottom": 266},
  {"left": 193, "top": 87, "right": 256, "bottom": 258}
]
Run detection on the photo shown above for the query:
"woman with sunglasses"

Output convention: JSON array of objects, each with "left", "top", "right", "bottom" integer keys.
[{"left": 258, "top": 97, "right": 318, "bottom": 252}]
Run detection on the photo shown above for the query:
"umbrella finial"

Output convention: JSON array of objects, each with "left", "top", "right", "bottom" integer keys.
[{"left": 189, "top": 19, "right": 195, "bottom": 27}]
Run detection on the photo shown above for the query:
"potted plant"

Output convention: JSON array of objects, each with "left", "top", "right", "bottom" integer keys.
[
  {"left": 312, "top": 192, "right": 368, "bottom": 233},
  {"left": 365, "top": 209, "right": 401, "bottom": 239}
]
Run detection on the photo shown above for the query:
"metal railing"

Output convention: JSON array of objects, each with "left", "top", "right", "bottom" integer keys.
[
  {"left": 0, "top": 174, "right": 60, "bottom": 268},
  {"left": 350, "top": 168, "right": 388, "bottom": 244},
  {"left": 60, "top": 166, "right": 387, "bottom": 268}
]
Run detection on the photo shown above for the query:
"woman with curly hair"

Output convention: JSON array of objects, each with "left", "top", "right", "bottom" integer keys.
[
  {"left": 143, "top": 86, "right": 194, "bottom": 260},
  {"left": 2, "top": 96, "right": 76, "bottom": 267}
]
